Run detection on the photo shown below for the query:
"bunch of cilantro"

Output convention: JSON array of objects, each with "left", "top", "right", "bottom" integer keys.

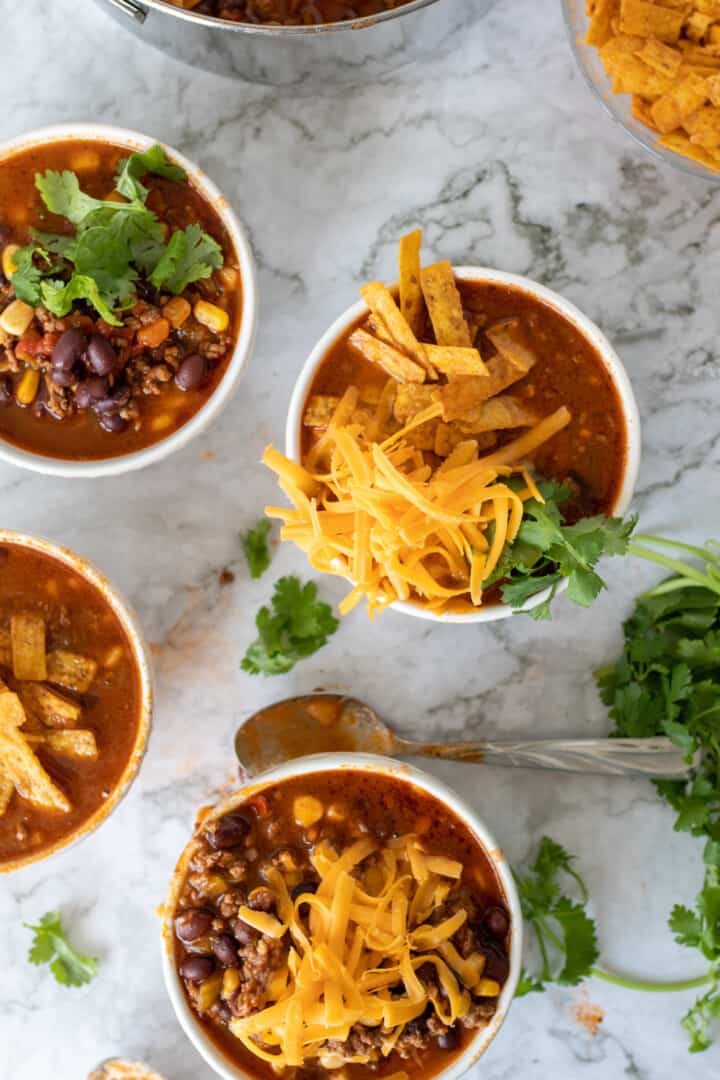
[
  {"left": 486, "top": 480, "right": 636, "bottom": 618},
  {"left": 596, "top": 534, "right": 720, "bottom": 1051},
  {"left": 10, "top": 144, "right": 222, "bottom": 327}
]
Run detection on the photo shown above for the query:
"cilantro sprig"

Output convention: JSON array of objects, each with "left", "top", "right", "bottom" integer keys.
[
  {"left": 597, "top": 534, "right": 720, "bottom": 1051},
  {"left": 9, "top": 145, "right": 222, "bottom": 325},
  {"left": 242, "top": 576, "right": 339, "bottom": 676},
  {"left": 486, "top": 480, "right": 636, "bottom": 619},
  {"left": 242, "top": 519, "right": 272, "bottom": 580},
  {"left": 515, "top": 837, "right": 599, "bottom": 995},
  {"left": 25, "top": 911, "right": 99, "bottom": 987}
]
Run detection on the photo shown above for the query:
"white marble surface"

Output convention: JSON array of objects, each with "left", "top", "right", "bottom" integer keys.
[{"left": 2, "top": 1, "right": 720, "bottom": 1077}]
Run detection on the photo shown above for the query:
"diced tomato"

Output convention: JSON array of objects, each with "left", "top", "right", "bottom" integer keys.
[
  {"left": 250, "top": 794, "right": 269, "bottom": 818},
  {"left": 15, "top": 330, "right": 43, "bottom": 357}
]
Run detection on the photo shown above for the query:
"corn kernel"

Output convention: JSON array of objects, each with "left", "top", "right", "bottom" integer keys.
[
  {"left": 475, "top": 977, "right": 501, "bottom": 998},
  {"left": 218, "top": 265, "right": 239, "bottom": 290},
  {"left": 2, "top": 244, "right": 19, "bottom": 279},
  {"left": 150, "top": 412, "right": 174, "bottom": 433},
  {"left": 16, "top": 367, "right": 40, "bottom": 406},
  {"left": 326, "top": 803, "right": 346, "bottom": 822},
  {"left": 0, "top": 299, "right": 34, "bottom": 337},
  {"left": 194, "top": 299, "right": 229, "bottom": 335},
  {"left": 104, "top": 644, "right": 124, "bottom": 669},
  {"left": 163, "top": 296, "right": 191, "bottom": 329},
  {"left": 71, "top": 149, "right": 101, "bottom": 173},
  {"left": 222, "top": 967, "right": 241, "bottom": 999},
  {"left": 293, "top": 795, "right": 324, "bottom": 828},
  {"left": 196, "top": 970, "right": 222, "bottom": 1012},
  {"left": 136, "top": 317, "right": 170, "bottom": 350}
]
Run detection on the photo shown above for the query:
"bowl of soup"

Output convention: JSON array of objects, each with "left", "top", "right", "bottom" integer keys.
[
  {"left": 0, "top": 123, "right": 257, "bottom": 477},
  {"left": 162, "top": 753, "right": 521, "bottom": 1080},
  {"left": 268, "top": 231, "right": 640, "bottom": 623},
  {"left": 0, "top": 529, "right": 153, "bottom": 872}
]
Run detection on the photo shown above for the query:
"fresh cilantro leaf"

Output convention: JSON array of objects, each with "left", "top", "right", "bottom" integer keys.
[
  {"left": 241, "top": 576, "right": 339, "bottom": 676},
  {"left": 242, "top": 520, "right": 272, "bottom": 580},
  {"left": 36, "top": 170, "right": 118, "bottom": 225},
  {"left": 8, "top": 244, "right": 54, "bottom": 305},
  {"left": 40, "top": 275, "right": 122, "bottom": 326},
  {"left": 515, "top": 971, "right": 544, "bottom": 996},
  {"left": 149, "top": 224, "right": 222, "bottom": 294},
  {"left": 115, "top": 144, "right": 186, "bottom": 203},
  {"left": 515, "top": 836, "right": 598, "bottom": 992},
  {"left": 492, "top": 481, "right": 635, "bottom": 618},
  {"left": 596, "top": 533, "right": 720, "bottom": 1051},
  {"left": 25, "top": 912, "right": 98, "bottom": 988}
]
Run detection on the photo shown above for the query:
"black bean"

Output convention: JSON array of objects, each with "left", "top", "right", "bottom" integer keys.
[
  {"left": 290, "top": 881, "right": 318, "bottom": 901},
  {"left": 76, "top": 376, "right": 109, "bottom": 408},
  {"left": 86, "top": 333, "right": 117, "bottom": 376},
  {"left": 50, "top": 366, "right": 75, "bottom": 387},
  {"left": 179, "top": 954, "right": 215, "bottom": 983},
  {"left": 213, "top": 933, "right": 239, "bottom": 967},
  {"left": 483, "top": 945, "right": 509, "bottom": 985},
  {"left": 52, "top": 329, "right": 87, "bottom": 371},
  {"left": 208, "top": 812, "right": 251, "bottom": 851},
  {"left": 175, "top": 353, "right": 207, "bottom": 391},
  {"left": 0, "top": 375, "right": 12, "bottom": 405},
  {"left": 437, "top": 1024, "right": 460, "bottom": 1052},
  {"left": 98, "top": 412, "right": 128, "bottom": 433},
  {"left": 232, "top": 918, "right": 259, "bottom": 946},
  {"left": 93, "top": 385, "right": 131, "bottom": 414},
  {"left": 484, "top": 906, "right": 510, "bottom": 939},
  {"left": 175, "top": 908, "right": 212, "bottom": 943}
]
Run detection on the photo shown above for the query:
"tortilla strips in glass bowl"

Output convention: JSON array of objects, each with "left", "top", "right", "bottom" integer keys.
[{"left": 268, "top": 230, "right": 641, "bottom": 624}]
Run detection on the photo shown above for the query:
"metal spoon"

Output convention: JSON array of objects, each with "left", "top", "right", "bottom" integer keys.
[{"left": 235, "top": 693, "right": 695, "bottom": 780}]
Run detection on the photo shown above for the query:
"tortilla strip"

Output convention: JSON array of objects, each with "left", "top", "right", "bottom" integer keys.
[
  {"left": 424, "top": 345, "right": 488, "bottom": 378},
  {"left": 420, "top": 262, "right": 472, "bottom": 347},
  {"left": 434, "top": 347, "right": 537, "bottom": 421},
  {"left": 26, "top": 730, "right": 98, "bottom": 759},
  {"left": 485, "top": 318, "right": 539, "bottom": 372},
  {"left": 46, "top": 650, "right": 98, "bottom": 694},
  {"left": 394, "top": 384, "right": 435, "bottom": 423},
  {"left": 0, "top": 773, "right": 13, "bottom": 816},
  {"left": 349, "top": 328, "right": 426, "bottom": 384},
  {"left": 359, "top": 283, "right": 432, "bottom": 374},
  {"left": 434, "top": 425, "right": 496, "bottom": 458},
  {"left": 0, "top": 696, "right": 71, "bottom": 813},
  {"left": 457, "top": 395, "right": 539, "bottom": 434},
  {"left": 11, "top": 613, "right": 47, "bottom": 681},
  {"left": 18, "top": 683, "right": 82, "bottom": 729},
  {"left": 304, "top": 395, "right": 340, "bottom": 428},
  {"left": 0, "top": 686, "right": 27, "bottom": 727},
  {"left": 398, "top": 229, "right": 425, "bottom": 337}
]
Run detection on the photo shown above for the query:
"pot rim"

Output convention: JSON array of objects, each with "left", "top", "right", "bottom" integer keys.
[
  {"left": 161, "top": 752, "right": 523, "bottom": 1080},
  {"left": 120, "top": 0, "right": 438, "bottom": 35},
  {"left": 0, "top": 528, "right": 154, "bottom": 873},
  {"left": 0, "top": 122, "right": 258, "bottom": 478}
]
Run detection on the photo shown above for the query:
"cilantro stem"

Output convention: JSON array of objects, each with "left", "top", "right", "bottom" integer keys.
[
  {"left": 537, "top": 911, "right": 711, "bottom": 994},
  {"left": 632, "top": 534, "right": 720, "bottom": 565},
  {"left": 628, "top": 542, "right": 720, "bottom": 595},
  {"left": 592, "top": 968, "right": 712, "bottom": 993}
]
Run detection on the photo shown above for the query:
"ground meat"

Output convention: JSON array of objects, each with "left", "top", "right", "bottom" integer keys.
[{"left": 231, "top": 934, "right": 287, "bottom": 1019}]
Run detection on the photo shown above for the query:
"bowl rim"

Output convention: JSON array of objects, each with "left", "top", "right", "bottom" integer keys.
[
  {"left": 561, "top": 0, "right": 720, "bottom": 183},
  {"left": 284, "top": 265, "right": 642, "bottom": 624},
  {"left": 0, "top": 122, "right": 258, "bottom": 478},
  {"left": 129, "top": 0, "right": 438, "bottom": 35},
  {"left": 161, "top": 751, "right": 523, "bottom": 1080},
  {"left": 0, "top": 528, "right": 154, "bottom": 873}
]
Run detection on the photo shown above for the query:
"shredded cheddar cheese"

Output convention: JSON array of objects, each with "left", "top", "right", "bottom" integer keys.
[
  {"left": 229, "top": 835, "right": 494, "bottom": 1071},
  {"left": 264, "top": 389, "right": 570, "bottom": 617}
]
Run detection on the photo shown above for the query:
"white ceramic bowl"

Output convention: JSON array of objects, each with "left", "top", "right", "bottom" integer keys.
[
  {"left": 0, "top": 123, "right": 258, "bottom": 478},
  {"left": 0, "top": 528, "right": 154, "bottom": 873},
  {"left": 285, "top": 267, "right": 642, "bottom": 623},
  {"left": 162, "top": 752, "right": 522, "bottom": 1080}
]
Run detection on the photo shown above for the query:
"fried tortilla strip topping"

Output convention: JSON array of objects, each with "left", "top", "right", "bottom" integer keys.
[
  {"left": 393, "top": 384, "right": 436, "bottom": 423},
  {"left": 348, "top": 327, "right": 426, "bottom": 384},
  {"left": 0, "top": 627, "right": 11, "bottom": 667},
  {"left": 0, "top": 773, "right": 13, "bottom": 816},
  {"left": 304, "top": 395, "right": 341, "bottom": 428},
  {"left": 420, "top": 261, "right": 473, "bottom": 347},
  {"left": 619, "top": 0, "right": 684, "bottom": 44},
  {"left": 0, "top": 691, "right": 71, "bottom": 813},
  {"left": 25, "top": 730, "right": 98, "bottom": 759},
  {"left": 457, "top": 394, "right": 540, "bottom": 434},
  {"left": 18, "top": 683, "right": 82, "bottom": 729},
  {"left": 424, "top": 344, "right": 488, "bottom": 378},
  {"left": 46, "top": 650, "right": 99, "bottom": 694},
  {"left": 398, "top": 228, "right": 425, "bottom": 337},
  {"left": 359, "top": 282, "right": 432, "bottom": 374},
  {"left": 11, "top": 614, "right": 47, "bottom": 682}
]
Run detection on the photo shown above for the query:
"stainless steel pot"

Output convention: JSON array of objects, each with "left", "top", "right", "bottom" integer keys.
[{"left": 93, "top": 0, "right": 494, "bottom": 86}]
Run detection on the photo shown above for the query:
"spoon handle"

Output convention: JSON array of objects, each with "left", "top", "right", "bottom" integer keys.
[{"left": 406, "top": 736, "right": 692, "bottom": 779}]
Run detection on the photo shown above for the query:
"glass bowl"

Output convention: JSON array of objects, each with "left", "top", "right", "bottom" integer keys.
[{"left": 562, "top": 0, "right": 720, "bottom": 182}]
